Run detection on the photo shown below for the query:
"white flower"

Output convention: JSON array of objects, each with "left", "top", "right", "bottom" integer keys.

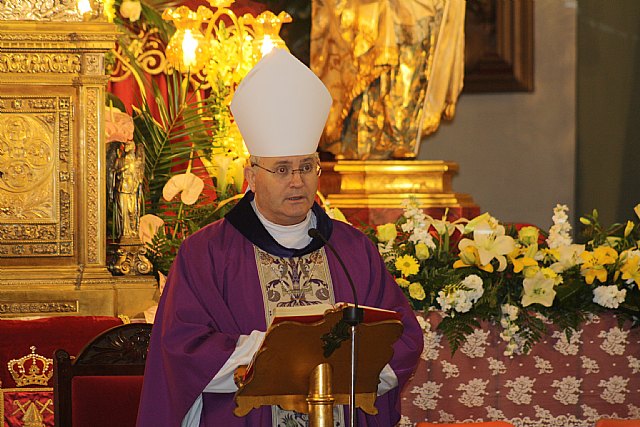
[
  {"left": 593, "top": 285, "right": 627, "bottom": 309},
  {"left": 461, "top": 274, "right": 484, "bottom": 301},
  {"left": 120, "top": 0, "right": 141, "bottom": 22},
  {"left": 501, "top": 304, "right": 519, "bottom": 320},
  {"left": 521, "top": 270, "right": 556, "bottom": 307},
  {"left": 162, "top": 172, "right": 204, "bottom": 205},
  {"left": 458, "top": 221, "right": 516, "bottom": 271},
  {"left": 437, "top": 275, "right": 484, "bottom": 315},
  {"left": 549, "top": 244, "right": 585, "bottom": 273},
  {"left": 139, "top": 214, "right": 164, "bottom": 245},
  {"left": 547, "top": 204, "right": 573, "bottom": 248},
  {"left": 210, "top": 154, "right": 233, "bottom": 193}
]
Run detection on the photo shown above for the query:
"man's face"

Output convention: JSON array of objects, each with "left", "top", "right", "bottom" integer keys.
[{"left": 245, "top": 154, "right": 320, "bottom": 226}]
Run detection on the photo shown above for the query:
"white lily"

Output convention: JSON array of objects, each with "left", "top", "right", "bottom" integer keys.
[
  {"left": 229, "top": 157, "right": 247, "bottom": 193},
  {"left": 549, "top": 243, "right": 585, "bottom": 273},
  {"left": 210, "top": 154, "right": 233, "bottom": 193},
  {"left": 521, "top": 270, "right": 556, "bottom": 307},
  {"left": 458, "top": 220, "right": 515, "bottom": 272}
]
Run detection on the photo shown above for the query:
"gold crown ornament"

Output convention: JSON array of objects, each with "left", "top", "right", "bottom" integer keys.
[{"left": 8, "top": 346, "right": 54, "bottom": 387}]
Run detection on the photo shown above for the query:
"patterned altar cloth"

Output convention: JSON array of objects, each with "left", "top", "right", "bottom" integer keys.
[{"left": 399, "top": 311, "right": 640, "bottom": 427}]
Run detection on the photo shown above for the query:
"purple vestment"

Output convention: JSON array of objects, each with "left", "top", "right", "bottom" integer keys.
[{"left": 137, "top": 193, "right": 423, "bottom": 426}]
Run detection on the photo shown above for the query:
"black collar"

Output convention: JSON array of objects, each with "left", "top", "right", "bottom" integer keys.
[{"left": 224, "top": 191, "right": 333, "bottom": 257}]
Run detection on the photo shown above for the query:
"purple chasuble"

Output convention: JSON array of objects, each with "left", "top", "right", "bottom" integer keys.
[{"left": 136, "top": 192, "right": 423, "bottom": 426}]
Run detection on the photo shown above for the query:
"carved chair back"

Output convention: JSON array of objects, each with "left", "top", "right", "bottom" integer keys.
[{"left": 53, "top": 322, "right": 152, "bottom": 427}]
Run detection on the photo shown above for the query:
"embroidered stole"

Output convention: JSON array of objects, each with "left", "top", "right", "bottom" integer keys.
[{"left": 254, "top": 247, "right": 345, "bottom": 427}]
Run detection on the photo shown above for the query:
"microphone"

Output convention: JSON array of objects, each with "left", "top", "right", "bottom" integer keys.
[{"left": 308, "top": 228, "right": 363, "bottom": 325}]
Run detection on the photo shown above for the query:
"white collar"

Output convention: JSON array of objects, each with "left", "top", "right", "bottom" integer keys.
[{"left": 251, "top": 200, "right": 316, "bottom": 249}]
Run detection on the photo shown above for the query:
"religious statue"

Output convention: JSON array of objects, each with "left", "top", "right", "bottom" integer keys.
[
  {"left": 310, "top": 0, "right": 465, "bottom": 159},
  {"left": 109, "top": 139, "right": 145, "bottom": 240},
  {"left": 106, "top": 109, "right": 152, "bottom": 276}
]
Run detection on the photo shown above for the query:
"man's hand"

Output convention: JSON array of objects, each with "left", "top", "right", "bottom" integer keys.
[{"left": 233, "top": 365, "right": 248, "bottom": 388}]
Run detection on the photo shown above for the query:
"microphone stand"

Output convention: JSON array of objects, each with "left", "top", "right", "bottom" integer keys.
[
  {"left": 309, "top": 229, "right": 363, "bottom": 427},
  {"left": 342, "top": 304, "right": 363, "bottom": 427}
]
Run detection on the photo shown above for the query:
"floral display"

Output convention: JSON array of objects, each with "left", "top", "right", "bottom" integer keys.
[
  {"left": 364, "top": 200, "right": 640, "bottom": 356},
  {"left": 105, "top": 0, "right": 255, "bottom": 276}
]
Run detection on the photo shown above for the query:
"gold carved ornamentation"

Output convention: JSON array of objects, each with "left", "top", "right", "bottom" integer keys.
[
  {"left": 109, "top": 239, "right": 153, "bottom": 276},
  {"left": 82, "top": 53, "right": 103, "bottom": 75},
  {"left": 0, "top": 96, "right": 74, "bottom": 257},
  {"left": 0, "top": 301, "right": 78, "bottom": 315},
  {"left": 0, "top": 53, "right": 81, "bottom": 74},
  {"left": 8, "top": 346, "right": 54, "bottom": 387},
  {"left": 85, "top": 87, "right": 99, "bottom": 263},
  {"left": 0, "top": 19, "right": 156, "bottom": 318},
  {"left": 0, "top": 0, "right": 83, "bottom": 22},
  {"left": 322, "top": 160, "right": 476, "bottom": 209},
  {"left": 109, "top": 28, "right": 168, "bottom": 83}
]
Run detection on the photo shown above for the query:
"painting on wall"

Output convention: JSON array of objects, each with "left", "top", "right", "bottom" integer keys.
[{"left": 464, "top": 0, "right": 534, "bottom": 92}]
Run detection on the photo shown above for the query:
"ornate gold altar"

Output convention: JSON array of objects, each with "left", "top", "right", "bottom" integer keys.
[
  {"left": 320, "top": 160, "right": 478, "bottom": 225},
  {"left": 0, "top": 3, "right": 156, "bottom": 318}
]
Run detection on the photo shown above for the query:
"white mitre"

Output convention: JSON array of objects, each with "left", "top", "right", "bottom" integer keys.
[{"left": 230, "top": 49, "right": 333, "bottom": 157}]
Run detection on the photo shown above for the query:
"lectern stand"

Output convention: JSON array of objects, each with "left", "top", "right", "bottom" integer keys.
[{"left": 234, "top": 306, "right": 403, "bottom": 426}]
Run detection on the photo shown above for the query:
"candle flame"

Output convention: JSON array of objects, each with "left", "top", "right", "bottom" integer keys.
[{"left": 182, "top": 29, "right": 198, "bottom": 69}]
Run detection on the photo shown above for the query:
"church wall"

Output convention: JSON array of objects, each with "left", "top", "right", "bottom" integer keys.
[
  {"left": 576, "top": 0, "right": 640, "bottom": 226},
  {"left": 419, "top": 0, "right": 577, "bottom": 231}
]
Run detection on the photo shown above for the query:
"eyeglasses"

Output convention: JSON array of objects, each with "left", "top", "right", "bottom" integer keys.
[{"left": 251, "top": 161, "right": 322, "bottom": 179}]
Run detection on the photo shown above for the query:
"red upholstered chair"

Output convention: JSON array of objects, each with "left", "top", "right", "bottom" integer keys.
[
  {"left": 596, "top": 420, "right": 640, "bottom": 427},
  {"left": 53, "top": 323, "right": 152, "bottom": 427},
  {"left": 416, "top": 423, "right": 515, "bottom": 427}
]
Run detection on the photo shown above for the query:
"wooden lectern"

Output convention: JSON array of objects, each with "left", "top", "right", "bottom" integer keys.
[{"left": 234, "top": 306, "right": 403, "bottom": 426}]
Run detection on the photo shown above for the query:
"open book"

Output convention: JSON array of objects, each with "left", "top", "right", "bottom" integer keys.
[{"left": 269, "top": 302, "right": 401, "bottom": 328}]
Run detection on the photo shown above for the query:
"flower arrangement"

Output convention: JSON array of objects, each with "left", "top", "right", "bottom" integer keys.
[
  {"left": 104, "top": 0, "right": 252, "bottom": 277},
  {"left": 364, "top": 200, "right": 640, "bottom": 356}
]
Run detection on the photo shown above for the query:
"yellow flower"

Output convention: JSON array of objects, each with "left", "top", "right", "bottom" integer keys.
[
  {"left": 624, "top": 221, "right": 634, "bottom": 238},
  {"left": 523, "top": 265, "right": 540, "bottom": 278},
  {"left": 510, "top": 254, "right": 538, "bottom": 274},
  {"left": 453, "top": 246, "right": 494, "bottom": 272},
  {"left": 580, "top": 246, "right": 618, "bottom": 284},
  {"left": 395, "top": 255, "right": 419, "bottom": 277},
  {"left": 396, "top": 278, "right": 410, "bottom": 288},
  {"left": 518, "top": 226, "right": 539, "bottom": 246},
  {"left": 620, "top": 251, "right": 640, "bottom": 287},
  {"left": 376, "top": 223, "right": 398, "bottom": 243},
  {"left": 408, "top": 282, "right": 426, "bottom": 300},
  {"left": 415, "top": 243, "right": 430, "bottom": 260}
]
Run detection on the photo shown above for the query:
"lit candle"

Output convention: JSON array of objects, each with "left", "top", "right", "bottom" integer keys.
[{"left": 181, "top": 29, "right": 198, "bottom": 70}]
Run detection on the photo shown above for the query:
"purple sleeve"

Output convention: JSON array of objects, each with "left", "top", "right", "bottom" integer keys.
[{"left": 137, "top": 222, "right": 265, "bottom": 427}]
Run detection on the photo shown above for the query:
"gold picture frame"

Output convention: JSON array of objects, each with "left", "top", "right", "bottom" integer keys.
[{"left": 463, "top": 0, "right": 534, "bottom": 92}]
